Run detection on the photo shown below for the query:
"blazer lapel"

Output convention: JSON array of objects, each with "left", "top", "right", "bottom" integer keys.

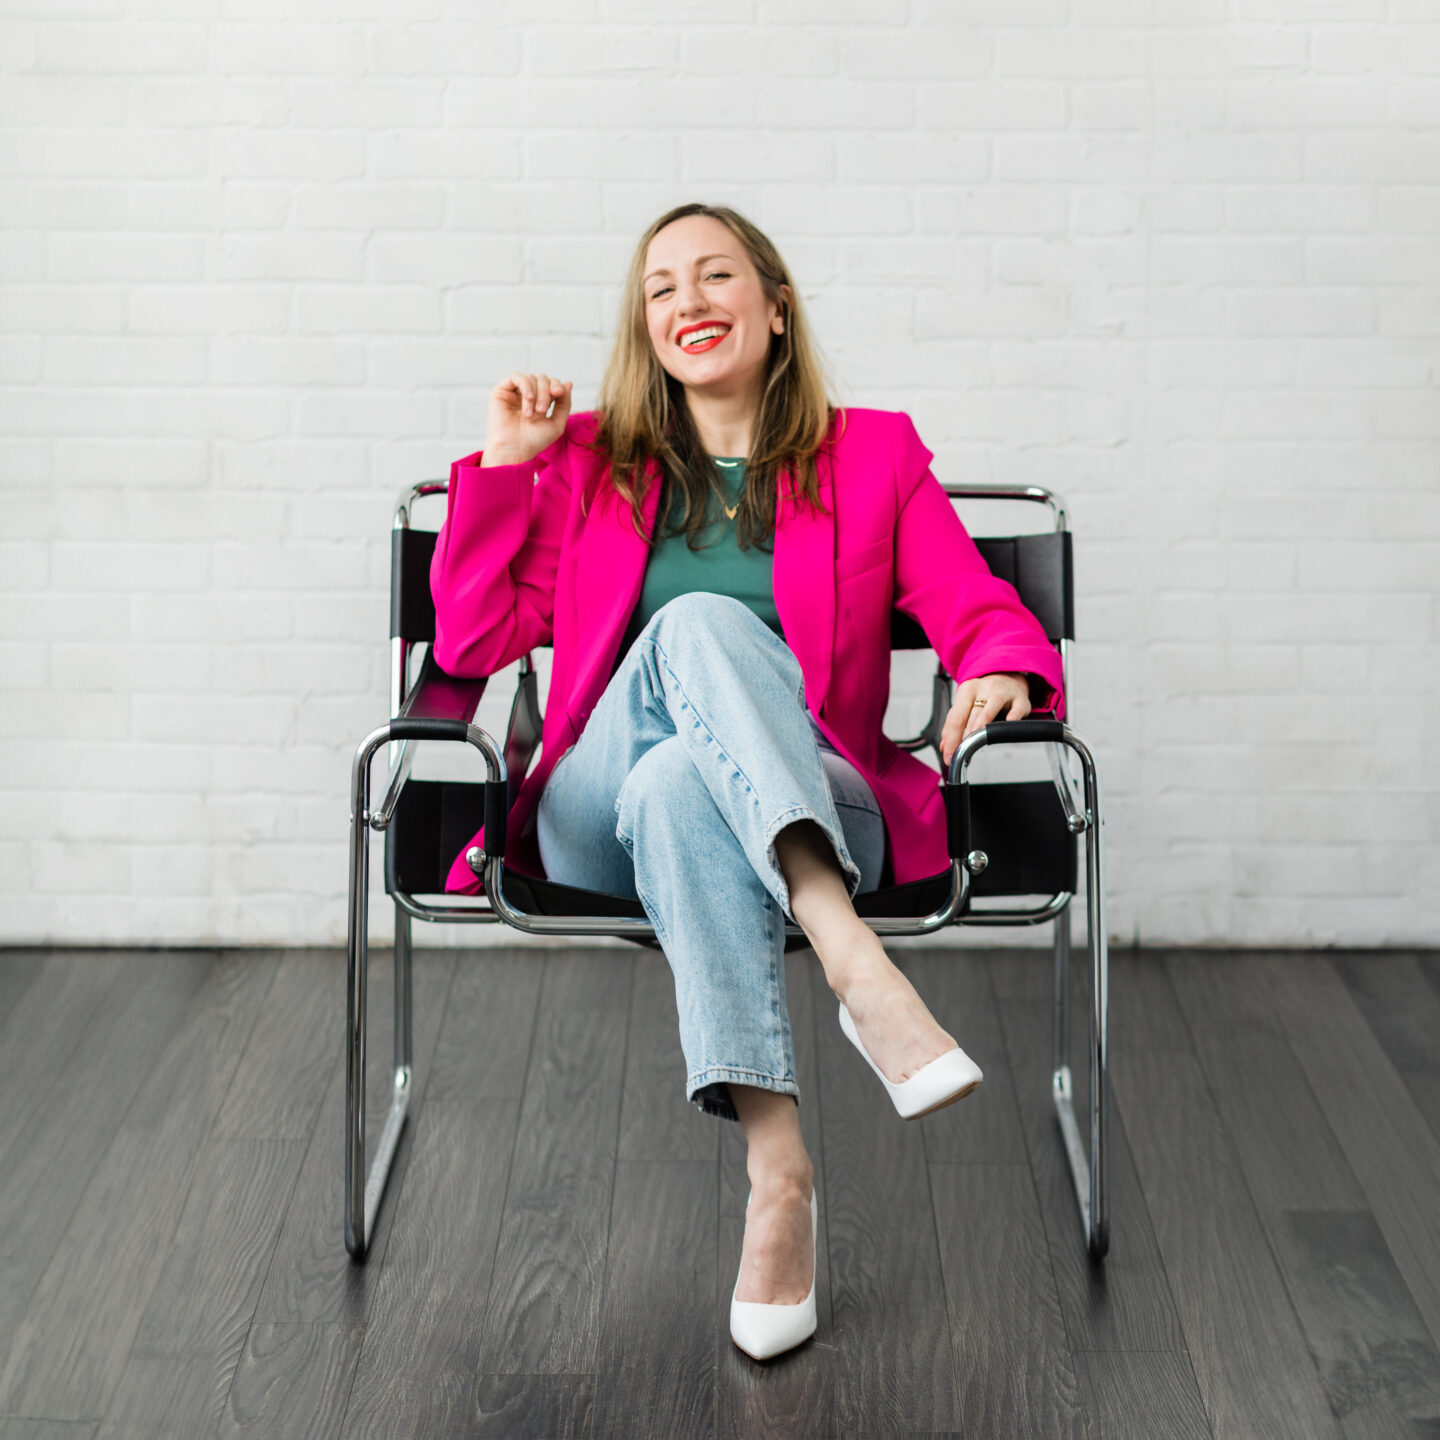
[
  {"left": 773, "top": 448, "right": 837, "bottom": 719},
  {"left": 570, "top": 458, "right": 664, "bottom": 719}
]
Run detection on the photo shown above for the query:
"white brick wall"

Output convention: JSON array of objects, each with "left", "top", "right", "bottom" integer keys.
[{"left": 3, "top": 3, "right": 1438, "bottom": 948}]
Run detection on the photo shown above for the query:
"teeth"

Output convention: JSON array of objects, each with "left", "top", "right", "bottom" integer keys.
[{"left": 680, "top": 325, "right": 729, "bottom": 347}]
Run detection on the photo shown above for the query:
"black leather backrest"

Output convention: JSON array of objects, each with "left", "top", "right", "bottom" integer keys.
[
  {"left": 969, "top": 532, "right": 1073, "bottom": 645},
  {"left": 392, "top": 528, "right": 439, "bottom": 642},
  {"left": 393, "top": 523, "right": 1073, "bottom": 648}
]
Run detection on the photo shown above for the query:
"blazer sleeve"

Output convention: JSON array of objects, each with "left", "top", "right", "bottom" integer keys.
[
  {"left": 429, "top": 430, "right": 574, "bottom": 678},
  {"left": 889, "top": 412, "right": 1066, "bottom": 719}
]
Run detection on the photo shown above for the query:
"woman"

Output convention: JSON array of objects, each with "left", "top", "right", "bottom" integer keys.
[{"left": 430, "top": 202, "right": 1065, "bottom": 1361}]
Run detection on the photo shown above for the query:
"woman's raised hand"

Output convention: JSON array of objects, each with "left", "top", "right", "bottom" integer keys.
[
  {"left": 480, "top": 372, "right": 574, "bottom": 468},
  {"left": 939, "top": 672, "right": 1032, "bottom": 770}
]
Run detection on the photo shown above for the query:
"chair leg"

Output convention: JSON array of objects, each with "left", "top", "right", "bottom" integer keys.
[
  {"left": 1052, "top": 900, "right": 1070, "bottom": 1085},
  {"left": 345, "top": 741, "right": 415, "bottom": 1262},
  {"left": 1049, "top": 751, "right": 1110, "bottom": 1260},
  {"left": 1050, "top": 909, "right": 1087, "bottom": 1243},
  {"left": 363, "top": 909, "right": 414, "bottom": 1250},
  {"left": 394, "top": 903, "right": 414, "bottom": 1088}
]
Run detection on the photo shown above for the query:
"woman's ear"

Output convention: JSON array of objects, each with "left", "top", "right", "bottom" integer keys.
[{"left": 772, "top": 283, "right": 792, "bottom": 334}]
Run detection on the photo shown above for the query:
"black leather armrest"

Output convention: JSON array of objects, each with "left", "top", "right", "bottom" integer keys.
[{"left": 398, "top": 649, "right": 489, "bottom": 723}]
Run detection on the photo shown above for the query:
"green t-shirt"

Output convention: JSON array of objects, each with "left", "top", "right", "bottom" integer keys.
[{"left": 614, "top": 457, "right": 784, "bottom": 668}]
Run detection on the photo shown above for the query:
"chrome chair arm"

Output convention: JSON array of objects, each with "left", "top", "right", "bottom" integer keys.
[
  {"left": 371, "top": 652, "right": 491, "bottom": 832},
  {"left": 948, "top": 718, "right": 1098, "bottom": 834},
  {"left": 1048, "top": 740, "right": 1088, "bottom": 835}
]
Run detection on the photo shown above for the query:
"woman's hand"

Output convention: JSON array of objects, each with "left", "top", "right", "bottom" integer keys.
[
  {"left": 479, "top": 372, "right": 574, "bottom": 468},
  {"left": 939, "top": 672, "right": 1032, "bottom": 769}
]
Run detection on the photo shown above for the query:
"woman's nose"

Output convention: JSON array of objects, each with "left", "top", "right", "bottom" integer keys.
[{"left": 675, "top": 279, "right": 707, "bottom": 314}]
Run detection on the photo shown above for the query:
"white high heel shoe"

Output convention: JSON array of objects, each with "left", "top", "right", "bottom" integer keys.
[
  {"left": 838, "top": 1000, "right": 983, "bottom": 1120},
  {"left": 729, "top": 1186, "right": 818, "bottom": 1362}
]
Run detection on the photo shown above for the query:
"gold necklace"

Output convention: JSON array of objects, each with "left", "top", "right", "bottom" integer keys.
[
  {"left": 710, "top": 488, "right": 739, "bottom": 521},
  {"left": 714, "top": 457, "right": 743, "bottom": 519}
]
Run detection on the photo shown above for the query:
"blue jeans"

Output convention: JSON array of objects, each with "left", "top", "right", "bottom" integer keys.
[{"left": 535, "top": 592, "right": 886, "bottom": 1123}]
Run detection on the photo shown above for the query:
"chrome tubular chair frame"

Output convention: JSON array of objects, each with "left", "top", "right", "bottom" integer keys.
[
  {"left": 952, "top": 720, "right": 1109, "bottom": 1259},
  {"left": 474, "top": 855, "right": 970, "bottom": 939},
  {"left": 345, "top": 477, "right": 1110, "bottom": 1261},
  {"left": 346, "top": 717, "right": 506, "bottom": 1259}
]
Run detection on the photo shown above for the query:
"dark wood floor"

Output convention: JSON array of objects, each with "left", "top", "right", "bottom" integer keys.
[{"left": 2, "top": 943, "right": 1440, "bottom": 1440}]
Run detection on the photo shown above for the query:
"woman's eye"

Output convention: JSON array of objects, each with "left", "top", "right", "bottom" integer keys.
[
  {"left": 649, "top": 286, "right": 672, "bottom": 300},
  {"left": 705, "top": 272, "right": 731, "bottom": 281}
]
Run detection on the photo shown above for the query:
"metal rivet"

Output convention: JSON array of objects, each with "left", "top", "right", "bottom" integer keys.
[
  {"left": 965, "top": 849, "right": 989, "bottom": 875},
  {"left": 1068, "top": 814, "right": 1088, "bottom": 835},
  {"left": 466, "top": 846, "right": 484, "bottom": 873}
]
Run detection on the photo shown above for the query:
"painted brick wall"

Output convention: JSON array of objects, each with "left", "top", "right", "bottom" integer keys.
[{"left": 2, "top": 2, "right": 1437, "bottom": 947}]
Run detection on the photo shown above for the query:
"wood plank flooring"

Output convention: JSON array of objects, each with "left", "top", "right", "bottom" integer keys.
[{"left": 2, "top": 944, "right": 1439, "bottom": 1440}]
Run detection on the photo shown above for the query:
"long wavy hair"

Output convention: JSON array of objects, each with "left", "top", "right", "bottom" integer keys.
[{"left": 588, "top": 203, "right": 840, "bottom": 552}]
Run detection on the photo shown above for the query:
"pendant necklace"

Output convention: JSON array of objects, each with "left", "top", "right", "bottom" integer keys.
[{"left": 714, "top": 457, "right": 744, "bottom": 520}]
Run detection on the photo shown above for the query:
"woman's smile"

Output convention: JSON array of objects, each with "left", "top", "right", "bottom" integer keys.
[{"left": 676, "top": 322, "right": 732, "bottom": 353}]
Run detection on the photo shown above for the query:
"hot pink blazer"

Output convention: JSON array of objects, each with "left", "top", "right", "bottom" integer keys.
[{"left": 430, "top": 407, "right": 1066, "bottom": 896}]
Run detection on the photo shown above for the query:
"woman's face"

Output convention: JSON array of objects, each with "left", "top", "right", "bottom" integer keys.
[{"left": 642, "top": 214, "right": 789, "bottom": 405}]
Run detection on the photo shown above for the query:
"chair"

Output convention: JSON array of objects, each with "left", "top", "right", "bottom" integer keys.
[{"left": 345, "top": 478, "right": 1109, "bottom": 1262}]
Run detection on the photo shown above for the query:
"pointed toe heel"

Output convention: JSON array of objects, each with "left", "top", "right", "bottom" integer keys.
[
  {"left": 838, "top": 1000, "right": 983, "bottom": 1121},
  {"left": 729, "top": 1187, "right": 818, "bottom": 1362}
]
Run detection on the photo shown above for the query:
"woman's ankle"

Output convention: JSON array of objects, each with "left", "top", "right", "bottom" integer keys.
[
  {"left": 747, "top": 1153, "right": 814, "bottom": 1198},
  {"left": 731, "top": 1084, "right": 813, "bottom": 1194},
  {"left": 820, "top": 930, "right": 897, "bottom": 1009}
]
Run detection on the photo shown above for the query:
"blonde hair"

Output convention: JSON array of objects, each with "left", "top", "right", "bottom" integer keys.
[{"left": 588, "top": 203, "right": 840, "bottom": 551}]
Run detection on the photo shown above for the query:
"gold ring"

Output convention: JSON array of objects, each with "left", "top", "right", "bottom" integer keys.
[{"left": 971, "top": 699, "right": 988, "bottom": 708}]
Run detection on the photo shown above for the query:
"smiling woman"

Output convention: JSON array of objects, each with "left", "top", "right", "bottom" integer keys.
[
  {"left": 588, "top": 204, "right": 836, "bottom": 561},
  {"left": 437, "top": 201, "right": 1063, "bottom": 1362}
]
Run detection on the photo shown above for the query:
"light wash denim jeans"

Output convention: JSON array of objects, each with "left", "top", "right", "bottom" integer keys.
[{"left": 536, "top": 592, "right": 886, "bottom": 1123}]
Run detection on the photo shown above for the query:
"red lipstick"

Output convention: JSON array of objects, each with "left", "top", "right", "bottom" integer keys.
[{"left": 675, "top": 322, "right": 731, "bottom": 354}]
